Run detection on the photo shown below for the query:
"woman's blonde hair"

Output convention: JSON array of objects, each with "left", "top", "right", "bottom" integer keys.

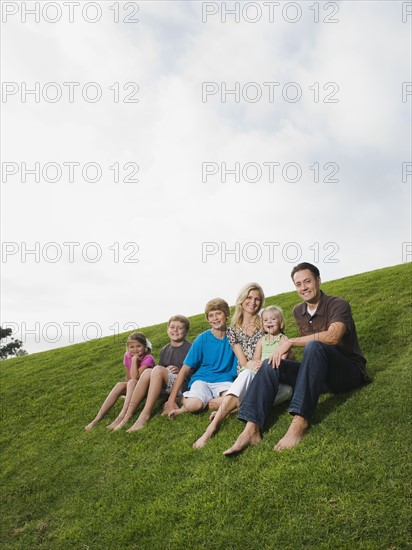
[
  {"left": 261, "top": 305, "right": 286, "bottom": 334},
  {"left": 231, "top": 282, "right": 265, "bottom": 330}
]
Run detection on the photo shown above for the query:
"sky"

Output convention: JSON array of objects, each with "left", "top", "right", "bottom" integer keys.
[{"left": 1, "top": 0, "right": 411, "bottom": 355}]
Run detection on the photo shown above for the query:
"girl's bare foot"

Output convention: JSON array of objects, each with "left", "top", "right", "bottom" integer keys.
[
  {"left": 113, "top": 418, "right": 130, "bottom": 431},
  {"left": 84, "top": 420, "right": 99, "bottom": 431},
  {"left": 106, "top": 418, "right": 122, "bottom": 430},
  {"left": 223, "top": 423, "right": 262, "bottom": 456},
  {"left": 274, "top": 415, "right": 309, "bottom": 452}
]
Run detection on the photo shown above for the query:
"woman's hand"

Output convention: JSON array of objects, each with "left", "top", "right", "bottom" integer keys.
[{"left": 245, "top": 359, "right": 262, "bottom": 372}]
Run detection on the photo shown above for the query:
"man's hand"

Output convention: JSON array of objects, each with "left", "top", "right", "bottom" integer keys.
[{"left": 268, "top": 340, "right": 293, "bottom": 368}]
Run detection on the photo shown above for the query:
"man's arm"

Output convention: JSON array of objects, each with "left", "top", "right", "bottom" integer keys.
[{"left": 269, "top": 322, "right": 347, "bottom": 367}]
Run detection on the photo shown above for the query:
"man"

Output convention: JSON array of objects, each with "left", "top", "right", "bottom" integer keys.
[{"left": 224, "top": 262, "right": 369, "bottom": 455}]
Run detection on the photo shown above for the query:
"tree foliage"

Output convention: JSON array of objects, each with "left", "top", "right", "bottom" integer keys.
[{"left": 0, "top": 327, "right": 27, "bottom": 360}]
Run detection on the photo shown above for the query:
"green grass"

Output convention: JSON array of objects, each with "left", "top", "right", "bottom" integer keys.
[{"left": 1, "top": 263, "right": 411, "bottom": 549}]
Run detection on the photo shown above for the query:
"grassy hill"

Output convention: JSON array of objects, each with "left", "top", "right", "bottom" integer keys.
[{"left": 1, "top": 263, "right": 411, "bottom": 549}]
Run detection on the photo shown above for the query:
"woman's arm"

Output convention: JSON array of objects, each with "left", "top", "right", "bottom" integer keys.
[
  {"left": 232, "top": 343, "right": 249, "bottom": 368},
  {"left": 253, "top": 339, "right": 263, "bottom": 361}
]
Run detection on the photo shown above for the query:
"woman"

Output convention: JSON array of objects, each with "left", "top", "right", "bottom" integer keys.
[
  {"left": 193, "top": 283, "right": 264, "bottom": 449},
  {"left": 193, "top": 283, "right": 292, "bottom": 449}
]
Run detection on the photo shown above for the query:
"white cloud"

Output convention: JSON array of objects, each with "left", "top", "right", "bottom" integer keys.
[{"left": 1, "top": 1, "right": 410, "bottom": 354}]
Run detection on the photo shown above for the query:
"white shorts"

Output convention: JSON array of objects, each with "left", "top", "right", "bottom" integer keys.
[{"left": 183, "top": 380, "right": 232, "bottom": 407}]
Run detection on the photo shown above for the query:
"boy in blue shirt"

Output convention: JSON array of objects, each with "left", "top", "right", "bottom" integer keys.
[{"left": 166, "top": 298, "right": 237, "bottom": 419}]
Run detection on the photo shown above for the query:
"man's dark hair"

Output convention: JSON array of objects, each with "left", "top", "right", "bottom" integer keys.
[{"left": 291, "top": 262, "right": 320, "bottom": 280}]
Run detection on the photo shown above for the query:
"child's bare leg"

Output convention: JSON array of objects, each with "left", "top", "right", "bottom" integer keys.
[
  {"left": 85, "top": 382, "right": 127, "bottom": 430},
  {"left": 207, "top": 391, "right": 228, "bottom": 411},
  {"left": 127, "top": 367, "right": 169, "bottom": 432},
  {"left": 169, "top": 397, "right": 204, "bottom": 419},
  {"left": 107, "top": 378, "right": 139, "bottom": 429},
  {"left": 110, "top": 370, "right": 154, "bottom": 430},
  {"left": 193, "top": 394, "right": 239, "bottom": 449}
]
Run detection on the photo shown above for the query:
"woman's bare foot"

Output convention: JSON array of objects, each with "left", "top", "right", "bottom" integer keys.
[
  {"left": 274, "top": 415, "right": 309, "bottom": 452},
  {"left": 223, "top": 423, "right": 262, "bottom": 456}
]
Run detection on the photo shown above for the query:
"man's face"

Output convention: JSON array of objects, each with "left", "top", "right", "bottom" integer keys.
[{"left": 293, "top": 269, "right": 321, "bottom": 305}]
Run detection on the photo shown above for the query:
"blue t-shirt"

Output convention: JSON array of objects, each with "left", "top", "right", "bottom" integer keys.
[{"left": 184, "top": 330, "right": 237, "bottom": 389}]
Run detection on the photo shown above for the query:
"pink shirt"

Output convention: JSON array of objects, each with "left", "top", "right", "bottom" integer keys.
[{"left": 123, "top": 352, "right": 155, "bottom": 370}]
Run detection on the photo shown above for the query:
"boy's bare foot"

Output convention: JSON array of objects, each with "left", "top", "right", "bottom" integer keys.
[
  {"left": 84, "top": 420, "right": 98, "bottom": 431},
  {"left": 274, "top": 415, "right": 309, "bottom": 452},
  {"left": 168, "top": 406, "right": 187, "bottom": 419},
  {"left": 223, "top": 423, "right": 262, "bottom": 456},
  {"left": 193, "top": 429, "right": 214, "bottom": 449},
  {"left": 126, "top": 413, "right": 150, "bottom": 433}
]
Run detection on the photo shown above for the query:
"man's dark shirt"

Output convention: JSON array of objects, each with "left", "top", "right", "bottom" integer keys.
[{"left": 293, "top": 291, "right": 369, "bottom": 380}]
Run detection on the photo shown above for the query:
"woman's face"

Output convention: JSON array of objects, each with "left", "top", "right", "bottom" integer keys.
[{"left": 241, "top": 289, "right": 262, "bottom": 316}]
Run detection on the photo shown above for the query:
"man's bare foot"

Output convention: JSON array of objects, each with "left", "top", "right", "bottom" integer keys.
[
  {"left": 168, "top": 406, "right": 187, "bottom": 419},
  {"left": 223, "top": 424, "right": 262, "bottom": 456},
  {"left": 274, "top": 415, "right": 310, "bottom": 452},
  {"left": 193, "top": 429, "right": 214, "bottom": 449}
]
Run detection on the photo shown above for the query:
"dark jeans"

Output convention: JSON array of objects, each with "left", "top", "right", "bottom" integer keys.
[{"left": 238, "top": 341, "right": 365, "bottom": 429}]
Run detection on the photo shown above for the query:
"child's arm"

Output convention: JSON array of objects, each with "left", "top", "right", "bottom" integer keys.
[
  {"left": 163, "top": 364, "right": 191, "bottom": 414},
  {"left": 130, "top": 355, "right": 142, "bottom": 380}
]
